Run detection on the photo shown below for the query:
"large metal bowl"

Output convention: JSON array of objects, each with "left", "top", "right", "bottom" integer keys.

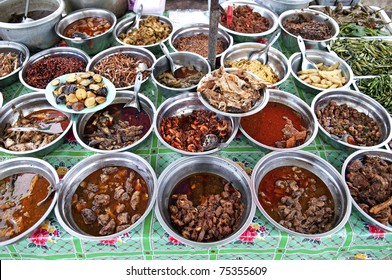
[
  {"left": 154, "top": 92, "right": 239, "bottom": 156},
  {"left": 114, "top": 14, "right": 174, "bottom": 53},
  {"left": 155, "top": 155, "right": 256, "bottom": 248},
  {"left": 64, "top": 0, "right": 129, "bottom": 18},
  {"left": 240, "top": 89, "right": 318, "bottom": 152},
  {"left": 279, "top": 9, "right": 340, "bottom": 53},
  {"left": 218, "top": 1, "right": 279, "bottom": 43},
  {"left": 311, "top": 89, "right": 392, "bottom": 151},
  {"left": 151, "top": 51, "right": 211, "bottom": 98},
  {"left": 86, "top": 46, "right": 156, "bottom": 90},
  {"left": 289, "top": 50, "right": 354, "bottom": 94},
  {"left": 341, "top": 149, "right": 392, "bottom": 232},
  {"left": 55, "top": 8, "right": 117, "bottom": 55},
  {"left": 0, "top": 41, "right": 30, "bottom": 87},
  {"left": 0, "top": 92, "right": 73, "bottom": 157},
  {"left": 0, "top": 0, "right": 65, "bottom": 50},
  {"left": 251, "top": 150, "right": 352, "bottom": 238},
  {"left": 55, "top": 152, "right": 157, "bottom": 240},
  {"left": 260, "top": 0, "right": 312, "bottom": 15},
  {"left": 19, "top": 47, "right": 90, "bottom": 92},
  {"left": 73, "top": 91, "right": 156, "bottom": 153},
  {"left": 0, "top": 157, "right": 59, "bottom": 246},
  {"left": 220, "top": 42, "right": 290, "bottom": 88}
]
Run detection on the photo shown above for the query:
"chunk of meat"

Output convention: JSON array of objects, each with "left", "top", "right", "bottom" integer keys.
[
  {"left": 102, "top": 167, "right": 118, "bottom": 175},
  {"left": 131, "top": 213, "right": 141, "bottom": 224},
  {"left": 99, "top": 218, "right": 116, "bottom": 235},
  {"left": 93, "top": 194, "right": 110, "bottom": 206},
  {"left": 97, "top": 214, "right": 110, "bottom": 226},
  {"left": 117, "top": 212, "right": 129, "bottom": 225},
  {"left": 115, "top": 203, "right": 125, "bottom": 214},
  {"left": 81, "top": 208, "right": 97, "bottom": 225},
  {"left": 130, "top": 190, "right": 141, "bottom": 210}
]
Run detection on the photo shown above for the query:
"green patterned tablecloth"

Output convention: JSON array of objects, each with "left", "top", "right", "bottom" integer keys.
[{"left": 0, "top": 39, "right": 391, "bottom": 260}]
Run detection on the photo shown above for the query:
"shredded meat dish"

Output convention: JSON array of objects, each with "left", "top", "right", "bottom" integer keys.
[
  {"left": 173, "top": 34, "right": 225, "bottom": 57},
  {"left": 283, "top": 14, "right": 333, "bottom": 40}
]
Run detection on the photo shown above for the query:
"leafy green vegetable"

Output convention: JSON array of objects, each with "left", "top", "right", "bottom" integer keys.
[{"left": 339, "top": 23, "right": 389, "bottom": 37}]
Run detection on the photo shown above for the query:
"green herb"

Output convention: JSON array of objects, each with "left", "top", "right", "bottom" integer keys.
[
  {"left": 357, "top": 75, "right": 392, "bottom": 114},
  {"left": 340, "top": 23, "right": 389, "bottom": 37}
]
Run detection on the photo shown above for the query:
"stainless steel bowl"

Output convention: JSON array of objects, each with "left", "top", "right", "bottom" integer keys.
[
  {"left": 0, "top": 0, "right": 65, "bottom": 50},
  {"left": 154, "top": 92, "right": 239, "bottom": 156},
  {"left": 151, "top": 51, "right": 211, "bottom": 98},
  {"left": 0, "top": 41, "right": 30, "bottom": 87},
  {"left": 19, "top": 47, "right": 90, "bottom": 92},
  {"left": 251, "top": 150, "right": 352, "bottom": 238},
  {"left": 0, "top": 92, "right": 73, "bottom": 157},
  {"left": 289, "top": 50, "right": 354, "bottom": 94},
  {"left": 86, "top": 46, "right": 156, "bottom": 90},
  {"left": 73, "top": 91, "right": 156, "bottom": 153},
  {"left": 64, "top": 0, "right": 129, "bottom": 18},
  {"left": 341, "top": 149, "right": 392, "bottom": 232},
  {"left": 0, "top": 157, "right": 60, "bottom": 246},
  {"left": 155, "top": 155, "right": 256, "bottom": 248},
  {"left": 218, "top": 1, "right": 279, "bottom": 43},
  {"left": 168, "top": 23, "right": 233, "bottom": 60},
  {"left": 114, "top": 14, "right": 174, "bottom": 53},
  {"left": 311, "top": 89, "right": 392, "bottom": 151},
  {"left": 55, "top": 8, "right": 117, "bottom": 55},
  {"left": 55, "top": 152, "right": 157, "bottom": 240},
  {"left": 240, "top": 89, "right": 318, "bottom": 152},
  {"left": 260, "top": 0, "right": 312, "bottom": 15},
  {"left": 279, "top": 9, "right": 340, "bottom": 53},
  {"left": 220, "top": 42, "right": 290, "bottom": 88}
]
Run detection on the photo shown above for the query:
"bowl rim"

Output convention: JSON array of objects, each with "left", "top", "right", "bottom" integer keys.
[
  {"left": 0, "top": 41, "right": 30, "bottom": 82},
  {"left": 54, "top": 152, "right": 158, "bottom": 241},
  {"left": 341, "top": 149, "right": 392, "bottom": 232},
  {"left": 288, "top": 49, "right": 354, "bottom": 92},
  {"left": 0, "top": 91, "right": 3, "bottom": 109},
  {"left": 251, "top": 150, "right": 352, "bottom": 238},
  {"left": 154, "top": 91, "right": 239, "bottom": 156},
  {"left": 239, "top": 89, "right": 318, "bottom": 151},
  {"left": 155, "top": 155, "right": 256, "bottom": 248},
  {"left": 310, "top": 88, "right": 392, "bottom": 150},
  {"left": 0, "top": 157, "right": 60, "bottom": 246},
  {"left": 218, "top": 0, "right": 279, "bottom": 37},
  {"left": 72, "top": 91, "right": 156, "bottom": 154},
  {"left": 0, "top": 91, "right": 74, "bottom": 156}
]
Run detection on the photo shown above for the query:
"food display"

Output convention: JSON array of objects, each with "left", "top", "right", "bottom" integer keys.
[
  {"left": 241, "top": 102, "right": 308, "bottom": 148},
  {"left": 346, "top": 155, "right": 392, "bottom": 226},
  {"left": 157, "top": 66, "right": 204, "bottom": 88},
  {"left": 173, "top": 34, "right": 225, "bottom": 57},
  {"left": 282, "top": 14, "right": 333, "bottom": 40},
  {"left": 92, "top": 53, "right": 151, "bottom": 88},
  {"left": 71, "top": 166, "right": 149, "bottom": 236},
  {"left": 226, "top": 59, "right": 279, "bottom": 85},
  {"left": 258, "top": 166, "right": 335, "bottom": 234},
  {"left": 197, "top": 67, "right": 266, "bottom": 113},
  {"left": 83, "top": 103, "right": 151, "bottom": 150},
  {"left": 356, "top": 75, "right": 392, "bottom": 114},
  {"left": 0, "top": 173, "right": 53, "bottom": 241},
  {"left": 0, "top": 109, "right": 69, "bottom": 152},
  {"left": 169, "top": 173, "right": 245, "bottom": 242},
  {"left": 118, "top": 16, "right": 172, "bottom": 46},
  {"left": 24, "top": 56, "right": 87, "bottom": 89},
  {"left": 159, "top": 110, "right": 231, "bottom": 152},
  {"left": 8, "top": 10, "right": 52, "bottom": 23},
  {"left": 316, "top": 100, "right": 382, "bottom": 146},
  {"left": 220, "top": 5, "right": 270, "bottom": 34},
  {"left": 297, "top": 62, "right": 347, "bottom": 89},
  {"left": 0, "top": 52, "right": 20, "bottom": 77},
  {"left": 63, "top": 17, "right": 112, "bottom": 38}
]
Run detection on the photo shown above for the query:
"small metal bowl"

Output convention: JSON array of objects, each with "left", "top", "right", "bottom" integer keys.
[
  {"left": 114, "top": 14, "right": 174, "bottom": 53},
  {"left": 251, "top": 150, "right": 352, "bottom": 238},
  {"left": 311, "top": 89, "right": 392, "bottom": 151},
  {"left": 73, "top": 91, "right": 156, "bottom": 153},
  {"left": 0, "top": 41, "right": 30, "bottom": 87},
  {"left": 218, "top": 1, "right": 279, "bottom": 43},
  {"left": 168, "top": 23, "right": 233, "bottom": 60},
  {"left": 55, "top": 8, "right": 117, "bottom": 55},
  {"left": 342, "top": 149, "right": 392, "bottom": 232},
  {"left": 151, "top": 51, "right": 211, "bottom": 98},
  {"left": 55, "top": 152, "right": 157, "bottom": 240},
  {"left": 19, "top": 47, "right": 90, "bottom": 92},
  {"left": 86, "top": 46, "right": 156, "bottom": 90},
  {"left": 0, "top": 157, "right": 59, "bottom": 246},
  {"left": 289, "top": 50, "right": 354, "bottom": 94},
  {"left": 220, "top": 42, "right": 290, "bottom": 88},
  {"left": 155, "top": 155, "right": 256, "bottom": 248},
  {"left": 240, "top": 89, "right": 318, "bottom": 152},
  {"left": 279, "top": 9, "right": 340, "bottom": 53},
  {"left": 0, "top": 92, "right": 73, "bottom": 157},
  {"left": 154, "top": 92, "right": 239, "bottom": 155}
]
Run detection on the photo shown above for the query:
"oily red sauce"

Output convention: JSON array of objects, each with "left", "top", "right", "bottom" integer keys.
[
  {"left": 63, "top": 17, "right": 112, "bottom": 38},
  {"left": 240, "top": 102, "right": 307, "bottom": 146},
  {"left": 0, "top": 173, "right": 53, "bottom": 241},
  {"left": 25, "top": 109, "right": 70, "bottom": 131}
]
